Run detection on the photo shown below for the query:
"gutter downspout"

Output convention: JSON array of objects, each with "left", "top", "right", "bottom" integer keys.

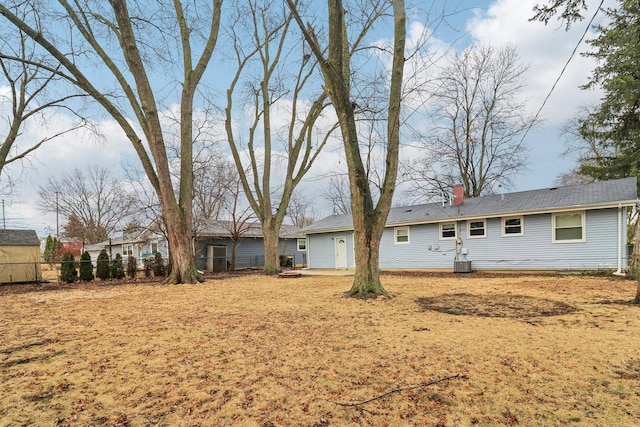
[{"left": 614, "top": 204, "right": 624, "bottom": 276}]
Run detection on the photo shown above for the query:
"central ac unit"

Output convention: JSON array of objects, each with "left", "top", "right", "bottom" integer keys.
[{"left": 453, "top": 260, "right": 472, "bottom": 273}]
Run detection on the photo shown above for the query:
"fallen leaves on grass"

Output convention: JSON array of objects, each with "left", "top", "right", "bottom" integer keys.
[{"left": 0, "top": 273, "right": 639, "bottom": 426}]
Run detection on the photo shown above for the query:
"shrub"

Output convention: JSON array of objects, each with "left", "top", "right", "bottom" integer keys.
[
  {"left": 111, "top": 253, "right": 125, "bottom": 279},
  {"left": 127, "top": 255, "right": 137, "bottom": 279},
  {"left": 60, "top": 251, "right": 77, "bottom": 283},
  {"left": 154, "top": 252, "right": 165, "bottom": 276},
  {"left": 43, "top": 235, "right": 63, "bottom": 264},
  {"left": 96, "top": 249, "right": 110, "bottom": 280},
  {"left": 143, "top": 256, "right": 152, "bottom": 278},
  {"left": 79, "top": 251, "right": 94, "bottom": 281}
]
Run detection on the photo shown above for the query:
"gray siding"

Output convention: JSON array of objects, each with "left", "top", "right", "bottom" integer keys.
[
  {"left": 196, "top": 237, "right": 305, "bottom": 271},
  {"left": 309, "top": 207, "right": 628, "bottom": 271}
]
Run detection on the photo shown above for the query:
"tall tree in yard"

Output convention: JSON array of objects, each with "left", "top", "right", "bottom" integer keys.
[
  {"left": 38, "top": 166, "right": 133, "bottom": 244},
  {"left": 402, "top": 45, "right": 536, "bottom": 201},
  {"left": 287, "top": 0, "right": 406, "bottom": 296},
  {"left": 224, "top": 0, "right": 334, "bottom": 274},
  {"left": 0, "top": 0, "right": 222, "bottom": 284}
]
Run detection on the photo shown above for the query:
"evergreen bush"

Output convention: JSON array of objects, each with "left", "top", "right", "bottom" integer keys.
[
  {"left": 79, "top": 251, "right": 94, "bottom": 281},
  {"left": 96, "top": 249, "right": 110, "bottom": 280},
  {"left": 60, "top": 251, "right": 78, "bottom": 283},
  {"left": 154, "top": 252, "right": 165, "bottom": 276},
  {"left": 143, "top": 256, "right": 151, "bottom": 278},
  {"left": 126, "top": 255, "right": 137, "bottom": 279},
  {"left": 43, "top": 235, "right": 63, "bottom": 264},
  {"left": 111, "top": 253, "right": 125, "bottom": 279}
]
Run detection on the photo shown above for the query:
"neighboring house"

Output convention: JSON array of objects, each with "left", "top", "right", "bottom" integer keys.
[
  {"left": 60, "top": 239, "right": 83, "bottom": 257},
  {"left": 303, "top": 178, "right": 638, "bottom": 273},
  {"left": 195, "top": 220, "right": 306, "bottom": 272},
  {"left": 0, "top": 229, "right": 41, "bottom": 283},
  {"left": 85, "top": 226, "right": 169, "bottom": 267}
]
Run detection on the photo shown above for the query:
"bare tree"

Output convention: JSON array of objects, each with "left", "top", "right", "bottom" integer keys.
[
  {"left": 193, "top": 156, "right": 236, "bottom": 230},
  {"left": 224, "top": 0, "right": 334, "bottom": 274},
  {"left": 0, "top": 1, "right": 222, "bottom": 283},
  {"left": 323, "top": 175, "right": 351, "bottom": 215},
  {"left": 0, "top": 20, "right": 86, "bottom": 180},
  {"left": 38, "top": 165, "right": 134, "bottom": 244},
  {"left": 286, "top": 190, "right": 316, "bottom": 228},
  {"left": 403, "top": 45, "right": 535, "bottom": 202},
  {"left": 288, "top": 0, "right": 406, "bottom": 296},
  {"left": 554, "top": 104, "right": 615, "bottom": 186},
  {"left": 220, "top": 175, "right": 256, "bottom": 271}
]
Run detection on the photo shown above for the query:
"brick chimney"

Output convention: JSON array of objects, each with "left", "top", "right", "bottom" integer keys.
[{"left": 453, "top": 184, "right": 464, "bottom": 206}]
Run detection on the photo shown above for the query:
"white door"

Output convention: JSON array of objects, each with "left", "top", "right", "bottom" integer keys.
[{"left": 335, "top": 236, "right": 347, "bottom": 269}]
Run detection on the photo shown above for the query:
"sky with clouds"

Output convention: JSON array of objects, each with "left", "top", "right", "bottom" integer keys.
[{"left": 0, "top": 0, "right": 610, "bottom": 237}]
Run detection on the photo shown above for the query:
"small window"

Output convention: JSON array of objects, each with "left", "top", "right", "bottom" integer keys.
[
  {"left": 553, "top": 212, "right": 585, "bottom": 242},
  {"left": 467, "top": 219, "right": 486, "bottom": 238},
  {"left": 440, "top": 222, "right": 456, "bottom": 239},
  {"left": 503, "top": 216, "right": 524, "bottom": 236},
  {"left": 297, "top": 238, "right": 307, "bottom": 251},
  {"left": 395, "top": 227, "right": 410, "bottom": 244}
]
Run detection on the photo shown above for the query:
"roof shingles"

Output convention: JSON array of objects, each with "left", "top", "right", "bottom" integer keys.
[
  {"left": 0, "top": 229, "right": 40, "bottom": 246},
  {"left": 304, "top": 177, "right": 638, "bottom": 233}
]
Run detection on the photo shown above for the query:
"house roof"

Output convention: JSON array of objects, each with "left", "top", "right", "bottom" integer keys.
[
  {"left": 198, "top": 220, "right": 304, "bottom": 239},
  {"left": 303, "top": 177, "right": 639, "bottom": 234},
  {"left": 0, "top": 229, "right": 40, "bottom": 246}
]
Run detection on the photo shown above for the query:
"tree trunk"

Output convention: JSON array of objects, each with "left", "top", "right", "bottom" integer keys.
[
  {"left": 286, "top": 0, "right": 404, "bottom": 297},
  {"left": 631, "top": 214, "right": 640, "bottom": 304},
  {"left": 163, "top": 209, "right": 200, "bottom": 284},
  {"left": 262, "top": 225, "right": 280, "bottom": 275},
  {"left": 349, "top": 220, "right": 386, "bottom": 297},
  {"left": 230, "top": 238, "right": 238, "bottom": 272}
]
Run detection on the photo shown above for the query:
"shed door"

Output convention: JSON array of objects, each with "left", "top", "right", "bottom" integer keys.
[
  {"left": 335, "top": 236, "right": 347, "bottom": 269},
  {"left": 207, "top": 245, "right": 227, "bottom": 272}
]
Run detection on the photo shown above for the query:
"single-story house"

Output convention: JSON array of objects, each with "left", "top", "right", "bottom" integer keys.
[
  {"left": 195, "top": 220, "right": 306, "bottom": 272},
  {"left": 85, "top": 226, "right": 169, "bottom": 267},
  {"left": 302, "top": 177, "right": 638, "bottom": 273},
  {"left": 0, "top": 229, "right": 41, "bottom": 283}
]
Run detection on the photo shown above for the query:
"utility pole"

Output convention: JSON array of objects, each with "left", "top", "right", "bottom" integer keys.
[
  {"left": 55, "top": 191, "right": 59, "bottom": 240},
  {"left": 2, "top": 199, "right": 5, "bottom": 229}
]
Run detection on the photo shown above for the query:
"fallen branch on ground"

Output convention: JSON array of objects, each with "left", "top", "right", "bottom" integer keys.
[{"left": 333, "top": 374, "right": 461, "bottom": 407}]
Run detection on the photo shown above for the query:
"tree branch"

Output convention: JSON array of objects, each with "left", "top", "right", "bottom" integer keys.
[{"left": 333, "top": 374, "right": 461, "bottom": 407}]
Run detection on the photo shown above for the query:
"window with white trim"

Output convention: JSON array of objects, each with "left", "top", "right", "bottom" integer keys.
[
  {"left": 553, "top": 212, "right": 585, "bottom": 242},
  {"left": 297, "top": 238, "right": 307, "bottom": 251},
  {"left": 440, "top": 222, "right": 456, "bottom": 239},
  {"left": 467, "top": 219, "right": 486, "bottom": 238},
  {"left": 394, "top": 226, "right": 410, "bottom": 244},
  {"left": 502, "top": 216, "right": 524, "bottom": 236}
]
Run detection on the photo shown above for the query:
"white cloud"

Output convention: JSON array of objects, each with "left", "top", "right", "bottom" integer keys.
[
  {"left": 467, "top": 0, "right": 607, "bottom": 125},
  {"left": 0, "top": 0, "right": 620, "bottom": 232}
]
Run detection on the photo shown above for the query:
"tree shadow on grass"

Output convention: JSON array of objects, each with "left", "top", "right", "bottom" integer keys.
[{"left": 416, "top": 293, "right": 577, "bottom": 318}]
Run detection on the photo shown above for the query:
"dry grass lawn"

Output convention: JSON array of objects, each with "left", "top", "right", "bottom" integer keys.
[{"left": 1, "top": 272, "right": 639, "bottom": 426}]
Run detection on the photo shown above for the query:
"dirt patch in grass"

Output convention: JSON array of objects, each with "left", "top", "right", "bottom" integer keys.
[
  {"left": 1, "top": 273, "right": 639, "bottom": 426},
  {"left": 416, "top": 293, "right": 578, "bottom": 318}
]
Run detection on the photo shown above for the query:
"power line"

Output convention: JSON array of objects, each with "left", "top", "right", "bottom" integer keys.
[{"left": 520, "top": 0, "right": 605, "bottom": 145}]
